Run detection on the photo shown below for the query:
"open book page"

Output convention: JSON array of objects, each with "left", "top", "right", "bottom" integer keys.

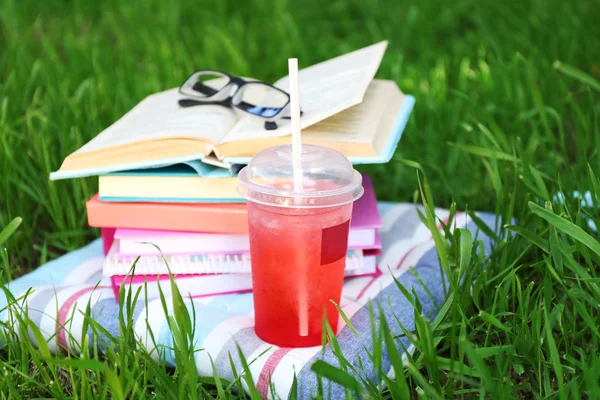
[
  {"left": 217, "top": 41, "right": 388, "bottom": 145},
  {"left": 74, "top": 89, "right": 239, "bottom": 155},
  {"left": 214, "top": 80, "right": 404, "bottom": 159},
  {"left": 371, "top": 83, "right": 405, "bottom": 156},
  {"left": 300, "top": 80, "right": 394, "bottom": 143}
]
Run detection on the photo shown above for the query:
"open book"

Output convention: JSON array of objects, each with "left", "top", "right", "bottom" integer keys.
[{"left": 51, "top": 41, "right": 415, "bottom": 179}]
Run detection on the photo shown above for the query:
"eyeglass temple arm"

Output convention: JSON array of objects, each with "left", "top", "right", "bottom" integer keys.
[
  {"left": 178, "top": 99, "right": 231, "bottom": 108},
  {"left": 178, "top": 99, "right": 203, "bottom": 108}
]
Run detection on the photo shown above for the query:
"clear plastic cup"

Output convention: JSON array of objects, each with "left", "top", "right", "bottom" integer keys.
[{"left": 237, "top": 144, "right": 363, "bottom": 347}]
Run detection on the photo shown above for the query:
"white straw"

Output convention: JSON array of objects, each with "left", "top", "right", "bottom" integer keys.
[
  {"left": 288, "top": 58, "right": 303, "bottom": 193},
  {"left": 288, "top": 58, "right": 308, "bottom": 337}
]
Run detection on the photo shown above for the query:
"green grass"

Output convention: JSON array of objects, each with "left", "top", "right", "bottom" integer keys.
[{"left": 1, "top": 0, "right": 600, "bottom": 397}]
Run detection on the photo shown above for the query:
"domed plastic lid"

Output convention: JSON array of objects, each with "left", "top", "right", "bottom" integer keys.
[{"left": 237, "top": 144, "right": 363, "bottom": 208}]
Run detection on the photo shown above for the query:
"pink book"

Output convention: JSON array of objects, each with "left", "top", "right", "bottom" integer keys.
[
  {"left": 114, "top": 229, "right": 380, "bottom": 256},
  {"left": 101, "top": 227, "right": 116, "bottom": 256},
  {"left": 103, "top": 240, "right": 380, "bottom": 277},
  {"left": 350, "top": 175, "right": 381, "bottom": 230}
]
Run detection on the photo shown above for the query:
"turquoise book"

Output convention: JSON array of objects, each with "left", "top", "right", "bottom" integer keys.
[{"left": 98, "top": 160, "right": 244, "bottom": 203}]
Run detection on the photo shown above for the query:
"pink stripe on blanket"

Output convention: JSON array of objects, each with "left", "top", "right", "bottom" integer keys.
[
  {"left": 395, "top": 244, "right": 419, "bottom": 270},
  {"left": 257, "top": 348, "right": 293, "bottom": 398},
  {"left": 57, "top": 286, "right": 109, "bottom": 351},
  {"left": 356, "top": 275, "right": 380, "bottom": 300}
]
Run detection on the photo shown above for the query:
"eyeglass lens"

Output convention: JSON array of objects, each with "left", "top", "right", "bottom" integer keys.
[
  {"left": 232, "top": 83, "right": 289, "bottom": 118},
  {"left": 186, "top": 72, "right": 231, "bottom": 98}
]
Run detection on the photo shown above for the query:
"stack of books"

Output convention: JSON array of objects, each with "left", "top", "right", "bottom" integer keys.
[
  {"left": 90, "top": 175, "right": 382, "bottom": 300},
  {"left": 50, "top": 41, "right": 414, "bottom": 301}
]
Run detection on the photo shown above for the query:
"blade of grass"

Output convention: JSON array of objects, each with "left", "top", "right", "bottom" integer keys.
[{"left": 529, "top": 201, "right": 600, "bottom": 257}]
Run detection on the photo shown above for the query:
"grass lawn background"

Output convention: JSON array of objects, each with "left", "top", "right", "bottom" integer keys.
[{"left": 1, "top": 0, "right": 600, "bottom": 398}]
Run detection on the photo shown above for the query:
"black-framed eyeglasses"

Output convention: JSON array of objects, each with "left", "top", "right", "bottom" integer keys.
[{"left": 178, "top": 70, "right": 301, "bottom": 130}]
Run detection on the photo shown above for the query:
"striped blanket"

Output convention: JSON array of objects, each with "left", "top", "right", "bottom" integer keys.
[{"left": 0, "top": 203, "right": 496, "bottom": 399}]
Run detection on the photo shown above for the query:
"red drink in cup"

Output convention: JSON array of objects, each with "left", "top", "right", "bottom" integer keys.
[
  {"left": 238, "top": 144, "right": 363, "bottom": 347},
  {"left": 247, "top": 202, "right": 353, "bottom": 346}
]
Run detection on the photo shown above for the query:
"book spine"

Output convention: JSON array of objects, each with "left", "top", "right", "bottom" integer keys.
[
  {"left": 103, "top": 253, "right": 254, "bottom": 276},
  {"left": 86, "top": 197, "right": 249, "bottom": 234}
]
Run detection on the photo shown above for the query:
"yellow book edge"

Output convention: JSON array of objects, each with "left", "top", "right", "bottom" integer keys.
[{"left": 98, "top": 175, "right": 240, "bottom": 199}]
